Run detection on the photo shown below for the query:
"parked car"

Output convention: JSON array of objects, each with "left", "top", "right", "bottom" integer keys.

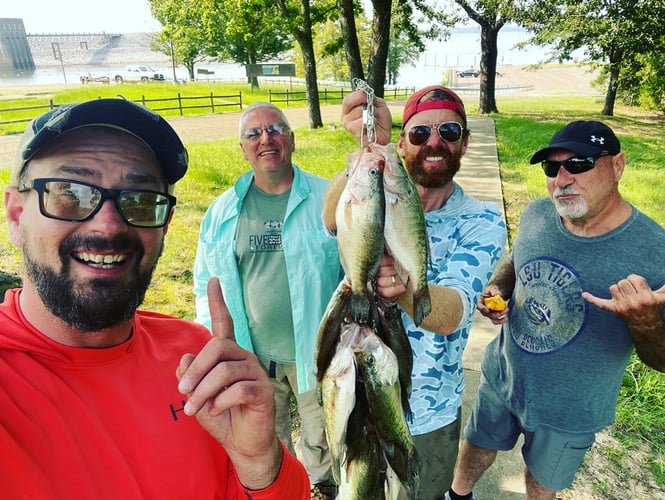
[
  {"left": 79, "top": 72, "right": 111, "bottom": 84},
  {"left": 113, "top": 65, "right": 166, "bottom": 84},
  {"left": 456, "top": 68, "right": 479, "bottom": 78}
]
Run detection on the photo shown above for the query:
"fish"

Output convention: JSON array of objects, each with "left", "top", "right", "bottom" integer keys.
[
  {"left": 375, "top": 297, "right": 413, "bottom": 421},
  {"left": 320, "top": 336, "right": 357, "bottom": 484},
  {"left": 354, "top": 331, "right": 415, "bottom": 486},
  {"left": 335, "top": 146, "right": 386, "bottom": 324},
  {"left": 315, "top": 279, "right": 353, "bottom": 384},
  {"left": 380, "top": 142, "right": 432, "bottom": 326}
]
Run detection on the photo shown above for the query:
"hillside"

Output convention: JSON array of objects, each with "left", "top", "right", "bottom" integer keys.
[{"left": 28, "top": 32, "right": 170, "bottom": 68}]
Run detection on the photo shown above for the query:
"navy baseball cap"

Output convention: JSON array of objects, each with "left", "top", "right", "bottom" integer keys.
[
  {"left": 12, "top": 98, "right": 188, "bottom": 186},
  {"left": 530, "top": 120, "right": 621, "bottom": 164}
]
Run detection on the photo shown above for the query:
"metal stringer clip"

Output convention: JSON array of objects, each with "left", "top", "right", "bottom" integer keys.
[{"left": 353, "top": 78, "right": 376, "bottom": 147}]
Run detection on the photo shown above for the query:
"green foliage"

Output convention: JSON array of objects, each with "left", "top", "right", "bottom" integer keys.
[
  {"left": 615, "top": 356, "right": 665, "bottom": 484},
  {"left": 516, "top": 0, "right": 665, "bottom": 114}
]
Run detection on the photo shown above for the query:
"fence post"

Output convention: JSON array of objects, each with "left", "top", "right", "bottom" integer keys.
[
  {"left": 239, "top": 90, "right": 243, "bottom": 110},
  {"left": 268, "top": 89, "right": 272, "bottom": 103},
  {"left": 141, "top": 95, "right": 146, "bottom": 106},
  {"left": 210, "top": 92, "right": 214, "bottom": 113},
  {"left": 286, "top": 90, "right": 289, "bottom": 107},
  {"left": 177, "top": 93, "right": 183, "bottom": 116}
]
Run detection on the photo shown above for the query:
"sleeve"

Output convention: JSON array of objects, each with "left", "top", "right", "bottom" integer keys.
[
  {"left": 193, "top": 211, "right": 214, "bottom": 331},
  {"left": 435, "top": 212, "right": 507, "bottom": 328},
  {"left": 230, "top": 443, "right": 310, "bottom": 499}
]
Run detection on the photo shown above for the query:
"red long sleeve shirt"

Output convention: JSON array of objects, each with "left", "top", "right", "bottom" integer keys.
[{"left": 0, "top": 289, "right": 309, "bottom": 499}]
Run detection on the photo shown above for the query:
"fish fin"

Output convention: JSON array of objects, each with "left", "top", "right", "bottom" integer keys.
[{"left": 412, "top": 286, "right": 432, "bottom": 326}]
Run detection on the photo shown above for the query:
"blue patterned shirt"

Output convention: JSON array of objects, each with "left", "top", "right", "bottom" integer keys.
[{"left": 405, "top": 182, "right": 506, "bottom": 435}]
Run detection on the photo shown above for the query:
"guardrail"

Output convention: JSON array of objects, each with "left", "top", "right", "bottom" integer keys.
[{"left": 0, "top": 91, "right": 244, "bottom": 126}]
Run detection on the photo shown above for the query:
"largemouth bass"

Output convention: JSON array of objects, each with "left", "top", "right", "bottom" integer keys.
[
  {"left": 381, "top": 142, "right": 431, "bottom": 326},
  {"left": 336, "top": 146, "right": 386, "bottom": 324},
  {"left": 375, "top": 296, "right": 413, "bottom": 421},
  {"left": 321, "top": 337, "right": 356, "bottom": 484},
  {"left": 315, "top": 279, "right": 353, "bottom": 383},
  {"left": 354, "top": 331, "right": 414, "bottom": 485}
]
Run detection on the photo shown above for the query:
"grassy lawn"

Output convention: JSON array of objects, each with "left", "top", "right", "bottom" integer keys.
[{"left": 0, "top": 86, "right": 663, "bottom": 484}]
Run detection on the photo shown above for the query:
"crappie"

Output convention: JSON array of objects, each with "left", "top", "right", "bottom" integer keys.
[
  {"left": 381, "top": 143, "right": 431, "bottom": 326},
  {"left": 336, "top": 146, "right": 386, "bottom": 324}
]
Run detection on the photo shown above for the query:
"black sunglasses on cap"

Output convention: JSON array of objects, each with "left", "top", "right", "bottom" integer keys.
[
  {"left": 407, "top": 121, "right": 464, "bottom": 145},
  {"left": 18, "top": 178, "right": 176, "bottom": 228},
  {"left": 541, "top": 152, "right": 611, "bottom": 178}
]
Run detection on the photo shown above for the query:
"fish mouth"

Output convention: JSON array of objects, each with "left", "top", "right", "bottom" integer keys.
[{"left": 73, "top": 251, "right": 128, "bottom": 269}]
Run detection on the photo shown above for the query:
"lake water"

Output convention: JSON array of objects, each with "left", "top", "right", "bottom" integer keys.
[{"left": 0, "top": 27, "right": 584, "bottom": 88}]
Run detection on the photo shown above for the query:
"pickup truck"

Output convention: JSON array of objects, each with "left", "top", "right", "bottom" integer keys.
[{"left": 113, "top": 65, "right": 166, "bottom": 83}]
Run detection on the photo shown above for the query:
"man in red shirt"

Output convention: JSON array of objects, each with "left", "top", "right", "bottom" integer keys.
[{"left": 0, "top": 98, "right": 309, "bottom": 498}]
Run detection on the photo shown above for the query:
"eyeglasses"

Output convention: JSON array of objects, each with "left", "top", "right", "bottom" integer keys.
[
  {"left": 18, "top": 178, "right": 176, "bottom": 228},
  {"left": 407, "top": 121, "right": 464, "bottom": 145},
  {"left": 541, "top": 152, "right": 611, "bottom": 177},
  {"left": 241, "top": 122, "right": 290, "bottom": 141}
]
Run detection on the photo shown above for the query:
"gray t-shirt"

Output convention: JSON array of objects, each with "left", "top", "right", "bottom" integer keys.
[
  {"left": 482, "top": 198, "right": 665, "bottom": 433},
  {"left": 235, "top": 183, "right": 295, "bottom": 362}
]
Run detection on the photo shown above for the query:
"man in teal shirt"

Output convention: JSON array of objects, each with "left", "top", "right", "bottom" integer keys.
[{"left": 193, "top": 102, "right": 341, "bottom": 498}]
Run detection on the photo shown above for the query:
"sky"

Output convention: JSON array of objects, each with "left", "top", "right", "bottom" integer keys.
[{"left": 3, "top": 0, "right": 162, "bottom": 34}]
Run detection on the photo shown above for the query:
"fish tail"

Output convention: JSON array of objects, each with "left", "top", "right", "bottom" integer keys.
[
  {"left": 412, "top": 287, "right": 432, "bottom": 326},
  {"left": 351, "top": 291, "right": 371, "bottom": 324}
]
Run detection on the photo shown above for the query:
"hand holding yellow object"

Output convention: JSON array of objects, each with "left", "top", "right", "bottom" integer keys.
[{"left": 484, "top": 294, "right": 507, "bottom": 312}]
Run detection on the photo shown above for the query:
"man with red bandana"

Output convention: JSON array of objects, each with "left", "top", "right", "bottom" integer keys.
[
  {"left": 0, "top": 98, "right": 309, "bottom": 498},
  {"left": 323, "top": 87, "right": 507, "bottom": 498}
]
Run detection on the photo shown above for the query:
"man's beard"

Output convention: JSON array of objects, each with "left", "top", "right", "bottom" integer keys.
[
  {"left": 405, "top": 145, "right": 462, "bottom": 188},
  {"left": 552, "top": 187, "right": 589, "bottom": 219},
  {"left": 23, "top": 234, "right": 161, "bottom": 332}
]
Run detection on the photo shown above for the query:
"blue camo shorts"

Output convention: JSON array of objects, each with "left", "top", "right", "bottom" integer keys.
[{"left": 463, "top": 372, "right": 596, "bottom": 491}]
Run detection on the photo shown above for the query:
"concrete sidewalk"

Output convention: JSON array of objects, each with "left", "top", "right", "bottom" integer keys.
[{"left": 456, "top": 116, "right": 528, "bottom": 498}]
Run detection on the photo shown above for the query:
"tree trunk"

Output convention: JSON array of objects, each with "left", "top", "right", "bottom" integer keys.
[
  {"left": 478, "top": 22, "right": 502, "bottom": 114},
  {"left": 367, "top": 0, "right": 392, "bottom": 97},
  {"left": 602, "top": 49, "right": 623, "bottom": 116},
  {"left": 297, "top": 0, "right": 323, "bottom": 128},
  {"left": 337, "top": 0, "right": 364, "bottom": 84}
]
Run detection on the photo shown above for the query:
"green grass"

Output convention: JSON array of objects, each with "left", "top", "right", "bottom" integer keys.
[{"left": 1, "top": 87, "right": 664, "bottom": 484}]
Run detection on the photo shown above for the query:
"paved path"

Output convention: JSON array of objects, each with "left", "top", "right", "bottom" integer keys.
[{"left": 0, "top": 103, "right": 526, "bottom": 497}]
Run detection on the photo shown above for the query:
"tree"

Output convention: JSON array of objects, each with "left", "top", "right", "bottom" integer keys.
[
  {"left": 199, "top": 0, "right": 292, "bottom": 88},
  {"left": 453, "top": 1, "right": 519, "bottom": 114},
  {"left": 150, "top": 0, "right": 208, "bottom": 81},
  {"left": 337, "top": 0, "right": 365, "bottom": 83},
  {"left": 519, "top": 0, "right": 665, "bottom": 116},
  {"left": 275, "top": 0, "right": 337, "bottom": 128}
]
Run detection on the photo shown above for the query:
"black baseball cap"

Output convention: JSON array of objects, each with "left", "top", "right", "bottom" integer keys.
[
  {"left": 530, "top": 120, "right": 621, "bottom": 164},
  {"left": 12, "top": 98, "right": 188, "bottom": 186}
]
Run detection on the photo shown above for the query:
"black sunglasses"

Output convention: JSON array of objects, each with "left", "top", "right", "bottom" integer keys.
[
  {"left": 541, "top": 152, "right": 611, "bottom": 178},
  {"left": 407, "top": 121, "right": 464, "bottom": 145},
  {"left": 18, "top": 178, "right": 176, "bottom": 228}
]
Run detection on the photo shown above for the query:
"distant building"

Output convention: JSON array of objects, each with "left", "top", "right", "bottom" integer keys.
[{"left": 0, "top": 18, "right": 35, "bottom": 71}]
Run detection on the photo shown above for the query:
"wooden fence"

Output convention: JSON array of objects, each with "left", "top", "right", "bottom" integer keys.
[
  {"left": 0, "top": 92, "right": 244, "bottom": 126},
  {"left": 268, "top": 86, "right": 415, "bottom": 106}
]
